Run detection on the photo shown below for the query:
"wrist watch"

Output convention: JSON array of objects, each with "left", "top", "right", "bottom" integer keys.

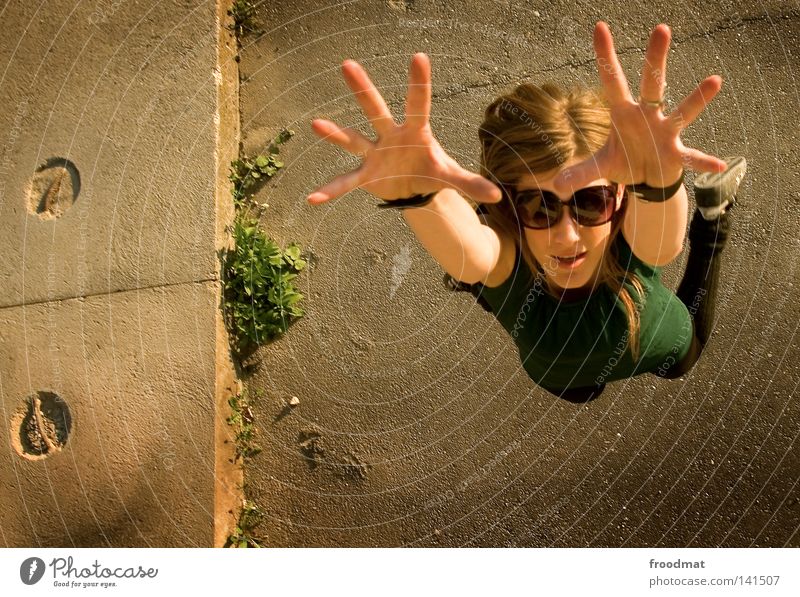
[
  {"left": 377, "top": 192, "right": 438, "bottom": 210},
  {"left": 627, "top": 170, "right": 685, "bottom": 202}
]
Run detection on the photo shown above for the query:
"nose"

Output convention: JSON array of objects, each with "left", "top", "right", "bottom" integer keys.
[{"left": 550, "top": 204, "right": 581, "bottom": 246}]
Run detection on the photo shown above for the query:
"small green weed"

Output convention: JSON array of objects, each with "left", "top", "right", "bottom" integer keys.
[
  {"left": 229, "top": 129, "right": 294, "bottom": 209},
  {"left": 226, "top": 388, "right": 262, "bottom": 460},
  {"left": 224, "top": 128, "right": 305, "bottom": 353},
  {"left": 227, "top": 0, "right": 259, "bottom": 39},
  {"left": 225, "top": 500, "right": 265, "bottom": 548},
  {"left": 224, "top": 217, "right": 306, "bottom": 352}
]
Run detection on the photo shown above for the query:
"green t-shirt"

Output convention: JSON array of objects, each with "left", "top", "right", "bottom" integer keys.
[{"left": 474, "top": 233, "right": 693, "bottom": 390}]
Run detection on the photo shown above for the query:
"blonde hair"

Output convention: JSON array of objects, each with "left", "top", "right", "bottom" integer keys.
[{"left": 478, "top": 82, "right": 645, "bottom": 360}]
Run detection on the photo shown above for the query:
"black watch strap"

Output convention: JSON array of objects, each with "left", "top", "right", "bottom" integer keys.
[
  {"left": 377, "top": 192, "right": 437, "bottom": 210},
  {"left": 627, "top": 170, "right": 685, "bottom": 202}
]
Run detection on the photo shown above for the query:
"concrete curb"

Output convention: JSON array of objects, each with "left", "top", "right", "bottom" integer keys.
[{"left": 212, "top": 0, "right": 242, "bottom": 549}]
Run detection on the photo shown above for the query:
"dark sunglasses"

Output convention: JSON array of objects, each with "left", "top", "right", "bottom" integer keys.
[{"left": 508, "top": 184, "right": 620, "bottom": 229}]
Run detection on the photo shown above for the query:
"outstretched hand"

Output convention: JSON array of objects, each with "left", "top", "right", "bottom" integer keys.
[
  {"left": 307, "top": 54, "right": 501, "bottom": 205},
  {"left": 553, "top": 22, "right": 728, "bottom": 194}
]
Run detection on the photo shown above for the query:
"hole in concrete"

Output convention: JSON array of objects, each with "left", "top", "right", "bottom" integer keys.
[
  {"left": 27, "top": 157, "right": 81, "bottom": 219},
  {"left": 10, "top": 391, "right": 72, "bottom": 460}
]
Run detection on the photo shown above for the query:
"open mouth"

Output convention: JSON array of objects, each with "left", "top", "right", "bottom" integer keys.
[{"left": 552, "top": 252, "right": 588, "bottom": 267}]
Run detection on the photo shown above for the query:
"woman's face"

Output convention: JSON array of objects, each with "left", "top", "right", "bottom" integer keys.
[{"left": 516, "top": 159, "right": 625, "bottom": 291}]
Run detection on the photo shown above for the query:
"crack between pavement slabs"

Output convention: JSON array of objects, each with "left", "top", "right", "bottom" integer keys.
[{"left": 0, "top": 276, "right": 220, "bottom": 311}]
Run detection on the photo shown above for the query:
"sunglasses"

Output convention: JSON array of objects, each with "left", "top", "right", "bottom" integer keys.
[{"left": 508, "top": 184, "right": 620, "bottom": 229}]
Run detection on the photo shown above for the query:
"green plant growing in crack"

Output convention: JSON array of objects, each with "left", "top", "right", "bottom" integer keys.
[
  {"left": 224, "top": 128, "right": 306, "bottom": 353},
  {"left": 224, "top": 218, "right": 306, "bottom": 352},
  {"left": 227, "top": 0, "right": 260, "bottom": 39},
  {"left": 225, "top": 500, "right": 265, "bottom": 548},
  {"left": 226, "top": 389, "right": 262, "bottom": 460},
  {"left": 230, "top": 129, "right": 294, "bottom": 209}
]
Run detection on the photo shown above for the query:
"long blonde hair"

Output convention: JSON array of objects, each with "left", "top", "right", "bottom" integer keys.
[{"left": 478, "top": 82, "right": 645, "bottom": 360}]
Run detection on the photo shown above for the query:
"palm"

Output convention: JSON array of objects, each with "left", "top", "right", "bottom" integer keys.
[
  {"left": 308, "top": 55, "right": 500, "bottom": 205},
  {"left": 352, "top": 124, "right": 459, "bottom": 200},
  {"left": 554, "top": 22, "right": 728, "bottom": 192}
]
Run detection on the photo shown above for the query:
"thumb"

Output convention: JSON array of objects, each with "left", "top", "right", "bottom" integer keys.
[
  {"left": 445, "top": 169, "right": 502, "bottom": 204},
  {"left": 552, "top": 154, "right": 606, "bottom": 194}
]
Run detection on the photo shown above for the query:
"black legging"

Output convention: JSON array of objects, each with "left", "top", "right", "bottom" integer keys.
[{"left": 655, "top": 206, "right": 731, "bottom": 378}]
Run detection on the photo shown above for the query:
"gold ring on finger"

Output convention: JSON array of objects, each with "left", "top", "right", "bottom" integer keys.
[{"left": 639, "top": 96, "right": 665, "bottom": 109}]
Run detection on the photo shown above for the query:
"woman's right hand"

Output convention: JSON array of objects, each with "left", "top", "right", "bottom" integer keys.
[{"left": 307, "top": 53, "right": 502, "bottom": 205}]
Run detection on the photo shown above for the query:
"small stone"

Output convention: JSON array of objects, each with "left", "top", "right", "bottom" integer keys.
[
  {"left": 533, "top": 10, "right": 540, "bottom": 17},
  {"left": 289, "top": 396, "right": 300, "bottom": 407}
]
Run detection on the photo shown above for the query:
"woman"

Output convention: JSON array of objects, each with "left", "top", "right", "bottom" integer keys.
[{"left": 307, "top": 22, "right": 745, "bottom": 402}]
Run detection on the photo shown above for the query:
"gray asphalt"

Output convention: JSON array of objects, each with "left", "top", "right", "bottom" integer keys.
[{"left": 238, "top": 0, "right": 800, "bottom": 546}]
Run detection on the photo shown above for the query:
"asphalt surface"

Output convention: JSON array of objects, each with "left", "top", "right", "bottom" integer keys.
[{"left": 238, "top": 0, "right": 799, "bottom": 546}]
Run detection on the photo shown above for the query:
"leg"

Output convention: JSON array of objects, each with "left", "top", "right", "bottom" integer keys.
[
  {"left": 656, "top": 157, "right": 746, "bottom": 378},
  {"left": 676, "top": 207, "right": 731, "bottom": 349}
]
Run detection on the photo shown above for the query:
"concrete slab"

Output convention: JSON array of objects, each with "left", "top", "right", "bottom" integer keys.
[
  {"left": 238, "top": 1, "right": 800, "bottom": 546},
  {"left": 0, "top": 0, "right": 219, "bottom": 308},
  {"left": 1, "top": 0, "right": 241, "bottom": 547},
  {"left": 0, "top": 282, "right": 216, "bottom": 547}
]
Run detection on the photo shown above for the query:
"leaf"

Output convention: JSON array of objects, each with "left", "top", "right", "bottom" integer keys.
[
  {"left": 285, "top": 245, "right": 301, "bottom": 261},
  {"left": 255, "top": 155, "right": 269, "bottom": 168},
  {"left": 285, "top": 293, "right": 302, "bottom": 306}
]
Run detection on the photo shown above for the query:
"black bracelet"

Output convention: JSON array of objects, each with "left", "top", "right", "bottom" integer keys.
[
  {"left": 627, "top": 170, "right": 685, "bottom": 203},
  {"left": 377, "top": 192, "right": 438, "bottom": 210}
]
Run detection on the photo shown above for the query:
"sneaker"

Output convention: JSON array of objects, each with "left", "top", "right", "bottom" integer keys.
[{"left": 694, "top": 156, "right": 747, "bottom": 220}]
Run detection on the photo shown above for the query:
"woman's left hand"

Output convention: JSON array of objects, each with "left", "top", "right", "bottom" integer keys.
[{"left": 553, "top": 21, "right": 728, "bottom": 193}]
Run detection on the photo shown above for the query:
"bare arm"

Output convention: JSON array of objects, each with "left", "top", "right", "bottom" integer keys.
[
  {"left": 622, "top": 184, "right": 688, "bottom": 266},
  {"left": 402, "top": 188, "right": 500, "bottom": 284},
  {"left": 307, "top": 54, "right": 504, "bottom": 284}
]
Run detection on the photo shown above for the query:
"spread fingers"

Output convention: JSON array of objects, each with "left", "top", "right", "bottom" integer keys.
[
  {"left": 311, "top": 118, "right": 373, "bottom": 156},
  {"left": 341, "top": 59, "right": 397, "bottom": 136},
  {"left": 405, "top": 53, "right": 432, "bottom": 129},
  {"left": 307, "top": 169, "right": 365, "bottom": 205},
  {"left": 668, "top": 75, "right": 723, "bottom": 130}
]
